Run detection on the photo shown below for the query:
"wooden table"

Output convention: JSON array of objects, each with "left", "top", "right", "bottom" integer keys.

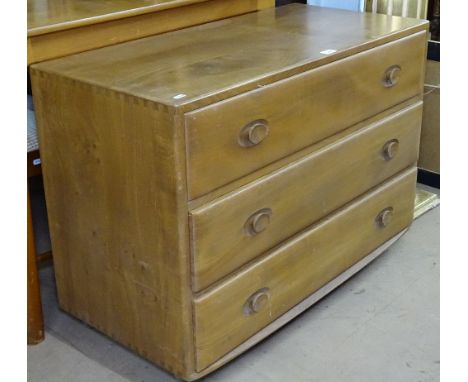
[{"left": 27, "top": 0, "right": 274, "bottom": 64}]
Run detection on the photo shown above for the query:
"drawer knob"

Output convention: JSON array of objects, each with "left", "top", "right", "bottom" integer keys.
[
  {"left": 383, "top": 65, "right": 401, "bottom": 87},
  {"left": 245, "top": 208, "right": 272, "bottom": 236},
  {"left": 239, "top": 119, "right": 269, "bottom": 147},
  {"left": 376, "top": 207, "right": 394, "bottom": 228},
  {"left": 382, "top": 139, "right": 400, "bottom": 161},
  {"left": 245, "top": 288, "right": 270, "bottom": 315}
]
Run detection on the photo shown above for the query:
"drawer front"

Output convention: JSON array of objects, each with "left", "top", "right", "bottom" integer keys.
[
  {"left": 185, "top": 31, "right": 426, "bottom": 199},
  {"left": 194, "top": 167, "right": 417, "bottom": 371},
  {"left": 190, "top": 102, "right": 422, "bottom": 291}
]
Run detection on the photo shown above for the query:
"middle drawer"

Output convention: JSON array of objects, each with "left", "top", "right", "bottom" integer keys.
[{"left": 190, "top": 101, "right": 422, "bottom": 291}]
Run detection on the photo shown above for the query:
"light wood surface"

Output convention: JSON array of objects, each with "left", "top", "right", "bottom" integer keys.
[
  {"left": 28, "top": 0, "right": 274, "bottom": 64},
  {"left": 31, "top": 4, "right": 428, "bottom": 109},
  {"left": 194, "top": 168, "right": 417, "bottom": 371},
  {"left": 188, "top": 96, "right": 422, "bottom": 210},
  {"left": 31, "top": 73, "right": 194, "bottom": 378},
  {"left": 186, "top": 229, "right": 408, "bottom": 380},
  {"left": 28, "top": 0, "right": 235, "bottom": 34},
  {"left": 30, "top": 4, "right": 427, "bottom": 379},
  {"left": 190, "top": 102, "right": 422, "bottom": 291},
  {"left": 185, "top": 32, "right": 426, "bottom": 198}
]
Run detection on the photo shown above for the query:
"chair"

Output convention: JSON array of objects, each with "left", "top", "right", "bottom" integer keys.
[{"left": 27, "top": 95, "right": 50, "bottom": 344}]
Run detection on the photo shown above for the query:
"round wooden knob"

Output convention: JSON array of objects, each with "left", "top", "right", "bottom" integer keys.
[
  {"left": 383, "top": 65, "right": 401, "bottom": 87},
  {"left": 382, "top": 139, "right": 400, "bottom": 161},
  {"left": 376, "top": 207, "right": 394, "bottom": 228},
  {"left": 239, "top": 119, "right": 269, "bottom": 147},
  {"left": 245, "top": 208, "right": 272, "bottom": 236},
  {"left": 245, "top": 289, "right": 270, "bottom": 315}
]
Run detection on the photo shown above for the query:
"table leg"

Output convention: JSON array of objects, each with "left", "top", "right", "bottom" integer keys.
[{"left": 27, "top": 186, "right": 44, "bottom": 344}]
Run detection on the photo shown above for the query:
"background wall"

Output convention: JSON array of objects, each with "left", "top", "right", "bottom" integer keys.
[{"left": 307, "top": 0, "right": 364, "bottom": 11}]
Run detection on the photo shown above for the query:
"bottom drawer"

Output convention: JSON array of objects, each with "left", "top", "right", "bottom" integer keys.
[{"left": 193, "top": 167, "right": 417, "bottom": 371}]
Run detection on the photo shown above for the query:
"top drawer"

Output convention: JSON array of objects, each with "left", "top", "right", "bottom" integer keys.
[{"left": 185, "top": 31, "right": 426, "bottom": 199}]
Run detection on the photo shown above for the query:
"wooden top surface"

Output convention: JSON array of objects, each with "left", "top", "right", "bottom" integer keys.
[
  {"left": 28, "top": 0, "right": 211, "bottom": 36},
  {"left": 32, "top": 4, "right": 428, "bottom": 110}
]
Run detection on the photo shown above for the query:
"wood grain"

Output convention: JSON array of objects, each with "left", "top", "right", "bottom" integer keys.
[
  {"left": 30, "top": 71, "right": 194, "bottom": 378},
  {"left": 187, "top": 229, "right": 407, "bottom": 380},
  {"left": 185, "top": 31, "right": 426, "bottom": 198},
  {"left": 187, "top": 96, "right": 422, "bottom": 210},
  {"left": 29, "top": 5, "right": 428, "bottom": 379},
  {"left": 28, "top": 0, "right": 229, "bottom": 35},
  {"left": 28, "top": 0, "right": 274, "bottom": 64},
  {"left": 194, "top": 167, "right": 417, "bottom": 371},
  {"left": 190, "top": 102, "right": 422, "bottom": 291},
  {"left": 31, "top": 5, "right": 428, "bottom": 109}
]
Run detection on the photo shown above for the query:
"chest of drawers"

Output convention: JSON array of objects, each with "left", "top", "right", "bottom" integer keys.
[{"left": 31, "top": 4, "right": 428, "bottom": 380}]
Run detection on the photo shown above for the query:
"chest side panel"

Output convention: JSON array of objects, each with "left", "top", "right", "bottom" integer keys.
[{"left": 30, "top": 70, "right": 194, "bottom": 378}]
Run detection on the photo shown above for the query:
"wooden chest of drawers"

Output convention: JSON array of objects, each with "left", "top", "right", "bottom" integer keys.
[{"left": 31, "top": 4, "right": 428, "bottom": 380}]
